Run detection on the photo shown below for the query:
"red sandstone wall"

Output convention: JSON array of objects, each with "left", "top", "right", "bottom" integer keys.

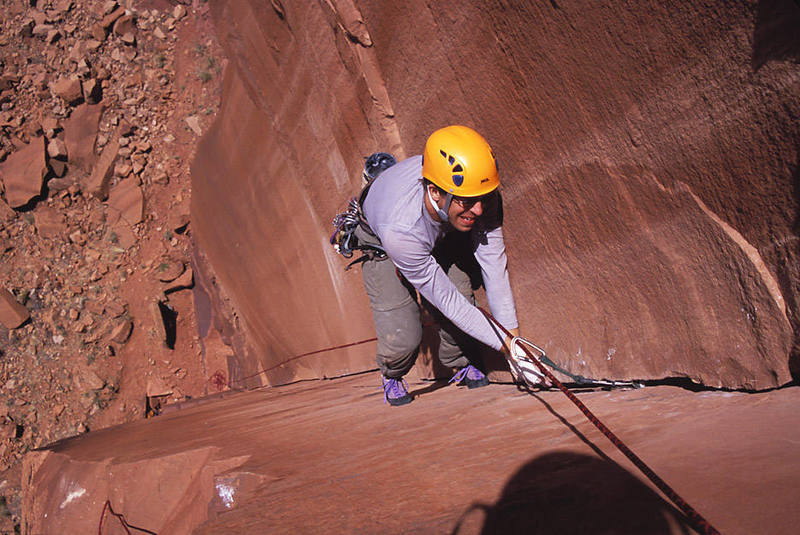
[{"left": 191, "top": 0, "right": 800, "bottom": 388}]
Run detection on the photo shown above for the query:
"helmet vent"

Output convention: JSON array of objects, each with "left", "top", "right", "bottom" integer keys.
[
  {"left": 452, "top": 164, "right": 463, "bottom": 173},
  {"left": 452, "top": 174, "right": 464, "bottom": 186}
]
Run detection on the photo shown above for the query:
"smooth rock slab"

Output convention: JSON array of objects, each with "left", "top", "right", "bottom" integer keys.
[
  {"left": 64, "top": 102, "right": 104, "bottom": 175},
  {"left": 0, "top": 137, "right": 47, "bottom": 208},
  {"left": 85, "top": 121, "right": 127, "bottom": 200},
  {"left": 22, "top": 375, "right": 800, "bottom": 534},
  {"left": 107, "top": 177, "right": 143, "bottom": 227},
  {"left": 0, "top": 288, "right": 29, "bottom": 329}
]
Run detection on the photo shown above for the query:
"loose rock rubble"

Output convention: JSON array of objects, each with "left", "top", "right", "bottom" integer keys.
[{"left": 0, "top": 0, "right": 223, "bottom": 530}]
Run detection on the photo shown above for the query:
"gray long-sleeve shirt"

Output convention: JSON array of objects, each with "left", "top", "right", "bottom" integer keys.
[{"left": 362, "top": 155, "right": 518, "bottom": 350}]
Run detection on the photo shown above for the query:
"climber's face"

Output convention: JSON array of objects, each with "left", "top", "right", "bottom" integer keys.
[{"left": 448, "top": 194, "right": 487, "bottom": 231}]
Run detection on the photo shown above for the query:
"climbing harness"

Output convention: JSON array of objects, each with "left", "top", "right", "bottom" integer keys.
[
  {"left": 507, "top": 336, "right": 643, "bottom": 390},
  {"left": 330, "top": 152, "right": 396, "bottom": 270},
  {"left": 480, "top": 308, "right": 722, "bottom": 535}
]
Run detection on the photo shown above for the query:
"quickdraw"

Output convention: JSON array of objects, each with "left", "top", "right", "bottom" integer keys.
[{"left": 329, "top": 194, "right": 387, "bottom": 270}]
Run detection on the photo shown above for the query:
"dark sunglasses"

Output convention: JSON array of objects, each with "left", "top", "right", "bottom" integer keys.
[{"left": 451, "top": 191, "right": 497, "bottom": 209}]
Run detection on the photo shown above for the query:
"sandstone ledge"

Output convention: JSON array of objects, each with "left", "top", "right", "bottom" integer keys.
[{"left": 23, "top": 375, "right": 800, "bottom": 534}]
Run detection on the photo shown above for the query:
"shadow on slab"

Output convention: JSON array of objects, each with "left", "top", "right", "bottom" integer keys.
[
  {"left": 451, "top": 451, "right": 692, "bottom": 535},
  {"left": 409, "top": 379, "right": 450, "bottom": 399}
]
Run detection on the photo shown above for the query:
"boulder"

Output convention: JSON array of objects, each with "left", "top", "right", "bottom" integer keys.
[
  {"left": 45, "top": 29, "right": 62, "bottom": 44},
  {"left": 52, "top": 0, "right": 74, "bottom": 16},
  {"left": 46, "top": 138, "right": 67, "bottom": 160},
  {"left": 50, "top": 76, "right": 83, "bottom": 104},
  {"left": 32, "top": 24, "right": 54, "bottom": 38},
  {"left": 106, "top": 301, "right": 126, "bottom": 317},
  {"left": 107, "top": 177, "right": 143, "bottom": 227},
  {"left": 0, "top": 137, "right": 47, "bottom": 208},
  {"left": 168, "top": 208, "right": 190, "bottom": 233},
  {"left": 73, "top": 367, "right": 104, "bottom": 392},
  {"left": 146, "top": 376, "right": 172, "bottom": 398},
  {"left": 89, "top": 23, "right": 106, "bottom": 42},
  {"left": 113, "top": 14, "right": 136, "bottom": 41},
  {"left": 164, "top": 267, "right": 194, "bottom": 293},
  {"left": 41, "top": 116, "right": 60, "bottom": 137},
  {"left": 63, "top": 102, "right": 104, "bottom": 176},
  {"left": 173, "top": 5, "right": 187, "bottom": 20},
  {"left": 48, "top": 159, "right": 68, "bottom": 178},
  {"left": 84, "top": 122, "right": 125, "bottom": 199},
  {"left": 33, "top": 207, "right": 66, "bottom": 239},
  {"left": 0, "top": 288, "right": 29, "bottom": 329},
  {"left": 155, "top": 257, "right": 185, "bottom": 283},
  {"left": 185, "top": 115, "right": 201, "bottom": 136},
  {"left": 109, "top": 319, "right": 132, "bottom": 344},
  {"left": 113, "top": 161, "right": 131, "bottom": 178},
  {"left": 101, "top": 7, "right": 125, "bottom": 30},
  {"left": 82, "top": 78, "right": 101, "bottom": 104}
]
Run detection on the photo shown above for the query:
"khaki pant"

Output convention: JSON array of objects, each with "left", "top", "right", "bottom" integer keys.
[{"left": 356, "top": 226, "right": 479, "bottom": 378}]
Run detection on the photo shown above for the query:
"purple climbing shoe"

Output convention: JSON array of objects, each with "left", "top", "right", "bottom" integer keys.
[
  {"left": 449, "top": 364, "right": 490, "bottom": 389},
  {"left": 382, "top": 376, "right": 412, "bottom": 406}
]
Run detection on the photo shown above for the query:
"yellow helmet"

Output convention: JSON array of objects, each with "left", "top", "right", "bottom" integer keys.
[{"left": 422, "top": 125, "right": 499, "bottom": 197}]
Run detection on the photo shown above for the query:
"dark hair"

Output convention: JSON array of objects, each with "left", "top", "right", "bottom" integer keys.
[{"left": 423, "top": 178, "right": 445, "bottom": 194}]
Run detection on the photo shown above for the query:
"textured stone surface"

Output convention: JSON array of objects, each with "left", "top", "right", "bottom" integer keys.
[
  {"left": 21, "top": 376, "right": 800, "bottom": 534},
  {"left": 191, "top": 1, "right": 800, "bottom": 389}
]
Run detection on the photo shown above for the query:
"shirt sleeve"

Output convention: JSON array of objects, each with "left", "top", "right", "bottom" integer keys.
[
  {"left": 472, "top": 191, "right": 518, "bottom": 331},
  {"left": 474, "top": 225, "right": 518, "bottom": 330},
  {"left": 380, "top": 229, "right": 507, "bottom": 351}
]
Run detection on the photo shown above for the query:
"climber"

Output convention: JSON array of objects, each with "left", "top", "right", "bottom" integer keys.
[{"left": 355, "top": 125, "right": 519, "bottom": 406}]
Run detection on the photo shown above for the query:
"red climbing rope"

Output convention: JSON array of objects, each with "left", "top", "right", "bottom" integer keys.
[
  {"left": 226, "top": 336, "right": 378, "bottom": 388},
  {"left": 479, "top": 308, "right": 721, "bottom": 535}
]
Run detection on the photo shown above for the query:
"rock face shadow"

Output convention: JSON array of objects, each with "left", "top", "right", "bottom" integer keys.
[
  {"left": 453, "top": 451, "right": 692, "bottom": 535},
  {"left": 791, "top": 158, "right": 800, "bottom": 384},
  {"left": 752, "top": 0, "right": 800, "bottom": 70}
]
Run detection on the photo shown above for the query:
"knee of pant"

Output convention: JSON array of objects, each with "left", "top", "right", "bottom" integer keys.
[{"left": 378, "top": 322, "right": 422, "bottom": 360}]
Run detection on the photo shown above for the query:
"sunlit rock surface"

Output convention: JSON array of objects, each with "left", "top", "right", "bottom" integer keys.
[
  {"left": 191, "top": 1, "right": 799, "bottom": 388},
  {"left": 23, "top": 376, "right": 800, "bottom": 533}
]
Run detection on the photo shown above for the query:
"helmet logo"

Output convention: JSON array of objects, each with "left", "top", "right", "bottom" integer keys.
[{"left": 440, "top": 150, "right": 465, "bottom": 187}]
